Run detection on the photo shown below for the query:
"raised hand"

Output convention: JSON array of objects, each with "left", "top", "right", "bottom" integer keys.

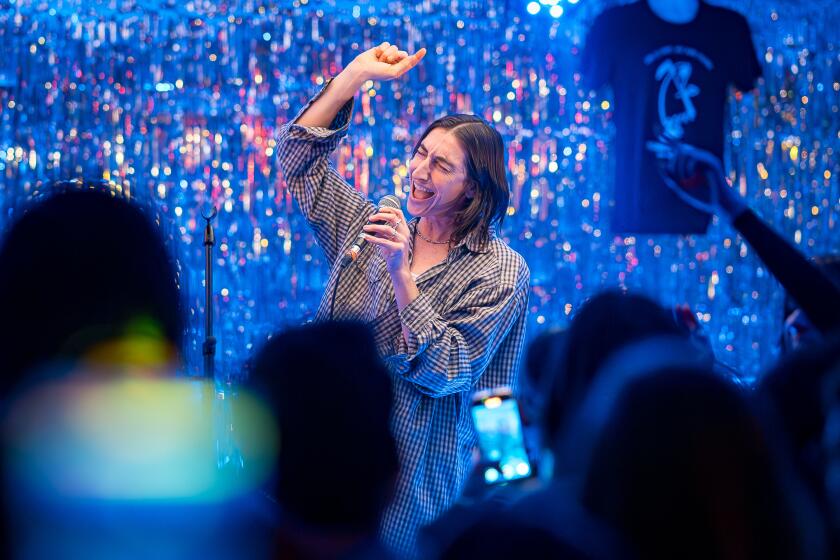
[
  {"left": 294, "top": 41, "right": 425, "bottom": 128},
  {"left": 347, "top": 42, "right": 426, "bottom": 84},
  {"left": 646, "top": 137, "right": 746, "bottom": 219}
]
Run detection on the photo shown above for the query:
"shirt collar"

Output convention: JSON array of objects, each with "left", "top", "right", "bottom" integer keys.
[
  {"left": 408, "top": 218, "right": 494, "bottom": 254},
  {"left": 454, "top": 225, "right": 494, "bottom": 254}
]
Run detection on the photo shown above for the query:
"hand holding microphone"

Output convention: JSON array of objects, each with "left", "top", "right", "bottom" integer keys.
[
  {"left": 646, "top": 136, "right": 746, "bottom": 219},
  {"left": 354, "top": 196, "right": 412, "bottom": 276},
  {"left": 341, "top": 195, "right": 406, "bottom": 268}
]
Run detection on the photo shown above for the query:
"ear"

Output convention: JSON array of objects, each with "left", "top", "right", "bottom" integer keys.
[{"left": 465, "top": 180, "right": 477, "bottom": 200}]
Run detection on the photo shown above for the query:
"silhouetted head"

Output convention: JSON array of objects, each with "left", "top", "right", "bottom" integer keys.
[
  {"left": 250, "top": 321, "right": 397, "bottom": 533},
  {"left": 758, "top": 334, "right": 840, "bottom": 500},
  {"left": 582, "top": 362, "right": 811, "bottom": 559},
  {"left": 0, "top": 184, "right": 183, "bottom": 392},
  {"left": 408, "top": 114, "right": 509, "bottom": 246},
  {"left": 543, "top": 290, "right": 685, "bottom": 445},
  {"left": 525, "top": 328, "right": 567, "bottom": 391},
  {"left": 520, "top": 328, "right": 566, "bottom": 435}
]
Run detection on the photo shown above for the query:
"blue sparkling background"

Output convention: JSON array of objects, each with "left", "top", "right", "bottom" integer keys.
[{"left": 0, "top": 0, "right": 837, "bottom": 380}]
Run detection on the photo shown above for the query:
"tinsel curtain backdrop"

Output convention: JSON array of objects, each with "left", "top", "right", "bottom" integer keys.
[{"left": 0, "top": 0, "right": 837, "bottom": 380}]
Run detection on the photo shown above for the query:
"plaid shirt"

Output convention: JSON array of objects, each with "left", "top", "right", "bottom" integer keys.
[{"left": 276, "top": 86, "right": 530, "bottom": 557}]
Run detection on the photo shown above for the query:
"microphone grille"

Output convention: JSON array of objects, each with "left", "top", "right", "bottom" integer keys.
[{"left": 378, "top": 195, "right": 401, "bottom": 210}]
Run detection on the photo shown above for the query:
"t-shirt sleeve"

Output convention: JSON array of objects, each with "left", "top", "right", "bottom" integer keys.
[
  {"left": 580, "top": 9, "right": 615, "bottom": 90},
  {"left": 728, "top": 13, "right": 762, "bottom": 91}
]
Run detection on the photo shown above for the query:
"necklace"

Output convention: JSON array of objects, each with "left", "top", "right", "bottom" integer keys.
[{"left": 415, "top": 223, "right": 452, "bottom": 245}]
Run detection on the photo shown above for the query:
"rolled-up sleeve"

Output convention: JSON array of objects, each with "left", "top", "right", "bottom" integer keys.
[
  {"left": 388, "top": 263, "right": 530, "bottom": 397},
  {"left": 276, "top": 85, "right": 374, "bottom": 266}
]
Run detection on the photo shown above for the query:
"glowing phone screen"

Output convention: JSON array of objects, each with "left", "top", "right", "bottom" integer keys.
[{"left": 471, "top": 396, "right": 532, "bottom": 484}]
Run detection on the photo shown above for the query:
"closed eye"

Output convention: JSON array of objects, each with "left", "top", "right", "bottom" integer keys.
[{"left": 432, "top": 157, "right": 452, "bottom": 173}]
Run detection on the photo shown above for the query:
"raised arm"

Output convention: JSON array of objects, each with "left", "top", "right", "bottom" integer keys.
[
  {"left": 276, "top": 43, "right": 426, "bottom": 266},
  {"left": 296, "top": 43, "right": 425, "bottom": 127},
  {"left": 649, "top": 140, "right": 840, "bottom": 335},
  {"left": 730, "top": 211, "right": 840, "bottom": 335}
]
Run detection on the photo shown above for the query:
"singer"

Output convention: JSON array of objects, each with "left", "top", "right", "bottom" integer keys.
[{"left": 275, "top": 42, "right": 530, "bottom": 555}]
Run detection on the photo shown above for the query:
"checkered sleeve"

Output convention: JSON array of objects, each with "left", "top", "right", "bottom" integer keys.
[
  {"left": 390, "top": 261, "right": 530, "bottom": 397},
  {"left": 276, "top": 85, "right": 374, "bottom": 266}
]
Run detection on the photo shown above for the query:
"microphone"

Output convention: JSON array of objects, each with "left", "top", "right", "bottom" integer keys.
[{"left": 340, "top": 195, "right": 401, "bottom": 268}]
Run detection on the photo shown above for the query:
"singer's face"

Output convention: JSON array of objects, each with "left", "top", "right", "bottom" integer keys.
[{"left": 407, "top": 127, "right": 473, "bottom": 218}]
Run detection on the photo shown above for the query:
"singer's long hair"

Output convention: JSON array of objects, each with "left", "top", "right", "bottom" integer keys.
[{"left": 412, "top": 114, "right": 509, "bottom": 247}]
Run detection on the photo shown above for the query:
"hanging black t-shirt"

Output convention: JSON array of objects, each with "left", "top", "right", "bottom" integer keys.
[{"left": 581, "top": 1, "right": 762, "bottom": 234}]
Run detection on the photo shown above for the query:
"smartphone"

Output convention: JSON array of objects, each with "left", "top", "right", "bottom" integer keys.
[{"left": 470, "top": 387, "right": 534, "bottom": 485}]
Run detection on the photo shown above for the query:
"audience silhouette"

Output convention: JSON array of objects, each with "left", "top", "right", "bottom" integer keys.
[{"left": 250, "top": 321, "right": 398, "bottom": 559}]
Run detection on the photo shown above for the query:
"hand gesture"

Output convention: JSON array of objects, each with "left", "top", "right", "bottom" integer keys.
[
  {"left": 646, "top": 137, "right": 746, "bottom": 219},
  {"left": 347, "top": 42, "right": 426, "bottom": 84}
]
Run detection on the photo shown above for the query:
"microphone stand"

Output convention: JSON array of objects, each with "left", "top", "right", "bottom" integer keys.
[
  {"left": 202, "top": 206, "right": 218, "bottom": 379},
  {"left": 202, "top": 207, "right": 242, "bottom": 474}
]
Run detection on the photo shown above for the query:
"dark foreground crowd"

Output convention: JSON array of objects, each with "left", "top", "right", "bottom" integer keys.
[{"left": 0, "top": 184, "right": 838, "bottom": 559}]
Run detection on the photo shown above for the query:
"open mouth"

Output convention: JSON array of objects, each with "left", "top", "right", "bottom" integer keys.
[{"left": 411, "top": 181, "right": 435, "bottom": 200}]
